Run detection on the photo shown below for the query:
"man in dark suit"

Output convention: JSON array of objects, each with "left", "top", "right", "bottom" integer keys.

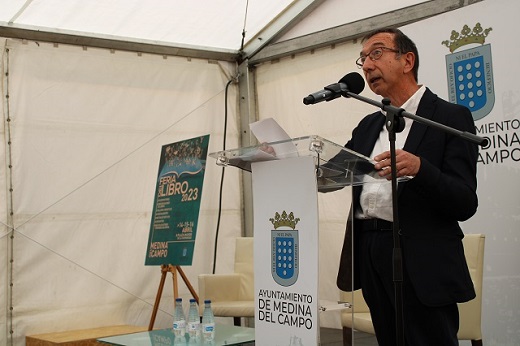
[{"left": 334, "top": 28, "right": 478, "bottom": 345}]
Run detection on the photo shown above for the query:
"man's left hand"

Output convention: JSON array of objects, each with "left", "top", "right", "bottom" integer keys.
[{"left": 373, "top": 149, "right": 421, "bottom": 179}]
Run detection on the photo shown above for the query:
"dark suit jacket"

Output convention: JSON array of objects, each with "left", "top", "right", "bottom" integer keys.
[{"left": 336, "top": 88, "right": 478, "bottom": 306}]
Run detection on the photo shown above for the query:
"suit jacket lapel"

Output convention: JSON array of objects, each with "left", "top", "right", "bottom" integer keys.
[
  {"left": 398, "top": 88, "right": 437, "bottom": 195},
  {"left": 403, "top": 88, "right": 437, "bottom": 153}
]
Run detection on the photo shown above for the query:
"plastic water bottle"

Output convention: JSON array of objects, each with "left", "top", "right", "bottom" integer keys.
[
  {"left": 187, "top": 298, "right": 201, "bottom": 343},
  {"left": 201, "top": 299, "right": 215, "bottom": 342},
  {"left": 172, "top": 298, "right": 186, "bottom": 339}
]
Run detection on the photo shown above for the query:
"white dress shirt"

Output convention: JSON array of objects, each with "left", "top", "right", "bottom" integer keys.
[{"left": 355, "top": 85, "right": 426, "bottom": 221}]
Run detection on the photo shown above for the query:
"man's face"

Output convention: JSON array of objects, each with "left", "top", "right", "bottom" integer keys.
[{"left": 359, "top": 33, "right": 404, "bottom": 98}]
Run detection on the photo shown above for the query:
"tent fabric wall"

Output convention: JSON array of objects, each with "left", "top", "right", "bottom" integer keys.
[{"left": 1, "top": 38, "right": 242, "bottom": 345}]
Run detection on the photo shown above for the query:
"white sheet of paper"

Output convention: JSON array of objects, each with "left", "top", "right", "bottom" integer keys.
[
  {"left": 249, "top": 118, "right": 291, "bottom": 143},
  {"left": 249, "top": 118, "right": 298, "bottom": 158}
]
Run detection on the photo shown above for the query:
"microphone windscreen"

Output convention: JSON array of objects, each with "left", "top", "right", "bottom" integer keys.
[{"left": 338, "top": 72, "right": 365, "bottom": 95}]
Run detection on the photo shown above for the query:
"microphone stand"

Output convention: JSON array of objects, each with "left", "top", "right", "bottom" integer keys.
[{"left": 341, "top": 88, "right": 487, "bottom": 346}]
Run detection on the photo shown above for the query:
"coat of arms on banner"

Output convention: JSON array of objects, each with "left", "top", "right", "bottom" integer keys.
[
  {"left": 270, "top": 211, "right": 300, "bottom": 287},
  {"left": 443, "top": 23, "right": 494, "bottom": 121}
]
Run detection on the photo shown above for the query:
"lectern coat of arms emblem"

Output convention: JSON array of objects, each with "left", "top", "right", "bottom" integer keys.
[{"left": 270, "top": 211, "right": 300, "bottom": 287}]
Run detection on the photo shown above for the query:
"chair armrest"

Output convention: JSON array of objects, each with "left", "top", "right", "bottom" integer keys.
[{"left": 339, "top": 289, "right": 370, "bottom": 313}]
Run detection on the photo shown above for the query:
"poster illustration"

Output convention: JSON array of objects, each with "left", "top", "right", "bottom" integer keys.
[{"left": 145, "top": 135, "right": 210, "bottom": 266}]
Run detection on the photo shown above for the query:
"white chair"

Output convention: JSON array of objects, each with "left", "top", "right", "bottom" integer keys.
[
  {"left": 340, "top": 234, "right": 485, "bottom": 346},
  {"left": 457, "top": 233, "right": 485, "bottom": 346},
  {"left": 198, "top": 237, "right": 254, "bottom": 326},
  {"left": 340, "top": 289, "right": 373, "bottom": 345}
]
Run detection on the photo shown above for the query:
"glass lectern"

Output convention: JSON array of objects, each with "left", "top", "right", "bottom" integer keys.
[{"left": 210, "top": 135, "right": 384, "bottom": 188}]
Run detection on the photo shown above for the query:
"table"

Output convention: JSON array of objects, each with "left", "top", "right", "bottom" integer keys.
[
  {"left": 26, "top": 325, "right": 149, "bottom": 345},
  {"left": 97, "top": 325, "right": 255, "bottom": 346}
]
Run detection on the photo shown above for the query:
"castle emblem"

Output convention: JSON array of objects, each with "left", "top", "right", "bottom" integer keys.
[
  {"left": 443, "top": 23, "right": 494, "bottom": 121},
  {"left": 270, "top": 211, "right": 300, "bottom": 287}
]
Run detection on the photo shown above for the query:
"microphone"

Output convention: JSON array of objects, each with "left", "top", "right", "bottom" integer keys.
[{"left": 303, "top": 72, "right": 365, "bottom": 105}]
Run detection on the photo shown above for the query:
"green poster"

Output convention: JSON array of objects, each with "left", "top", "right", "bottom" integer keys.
[{"left": 145, "top": 135, "right": 210, "bottom": 266}]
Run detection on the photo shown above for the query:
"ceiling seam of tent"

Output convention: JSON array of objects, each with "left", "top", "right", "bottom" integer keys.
[
  {"left": 8, "top": 0, "right": 34, "bottom": 24},
  {"left": 249, "top": 0, "right": 481, "bottom": 65},
  {"left": 256, "top": 40, "right": 346, "bottom": 68},
  {"left": 239, "top": 0, "right": 250, "bottom": 52},
  {"left": 13, "top": 38, "right": 230, "bottom": 66},
  {"left": 0, "top": 25, "right": 240, "bottom": 63}
]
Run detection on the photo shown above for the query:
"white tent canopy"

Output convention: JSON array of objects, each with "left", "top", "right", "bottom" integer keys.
[
  {"left": 0, "top": 0, "right": 442, "bottom": 61},
  {"left": 2, "top": 0, "right": 519, "bottom": 345},
  {"left": 1, "top": 0, "right": 297, "bottom": 51}
]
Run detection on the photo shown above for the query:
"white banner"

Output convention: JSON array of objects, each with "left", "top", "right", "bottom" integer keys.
[
  {"left": 252, "top": 156, "right": 319, "bottom": 346},
  {"left": 401, "top": 1, "right": 520, "bottom": 343}
]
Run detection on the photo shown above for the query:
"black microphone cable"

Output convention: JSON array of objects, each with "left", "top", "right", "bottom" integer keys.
[{"left": 212, "top": 77, "right": 234, "bottom": 274}]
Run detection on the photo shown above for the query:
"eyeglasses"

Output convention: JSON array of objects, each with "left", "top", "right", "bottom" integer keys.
[{"left": 356, "top": 47, "right": 401, "bottom": 68}]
